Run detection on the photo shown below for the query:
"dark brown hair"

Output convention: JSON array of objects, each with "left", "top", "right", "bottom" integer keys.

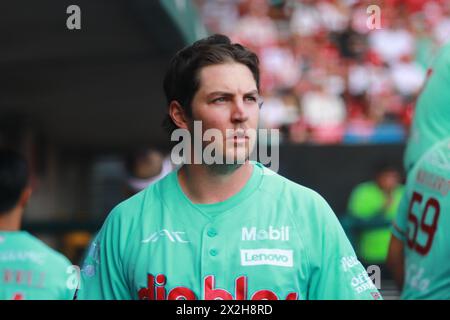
[
  {"left": 0, "top": 148, "right": 29, "bottom": 214},
  {"left": 162, "top": 34, "right": 260, "bottom": 134}
]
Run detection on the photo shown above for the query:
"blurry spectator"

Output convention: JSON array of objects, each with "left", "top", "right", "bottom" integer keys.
[
  {"left": 197, "top": 0, "right": 240, "bottom": 34},
  {"left": 194, "top": 0, "right": 443, "bottom": 145},
  {"left": 431, "top": 1, "right": 450, "bottom": 46},
  {"left": 231, "top": 0, "right": 278, "bottom": 49},
  {"left": 301, "top": 82, "right": 347, "bottom": 144},
  {"left": 348, "top": 51, "right": 392, "bottom": 97},
  {"left": 390, "top": 54, "right": 426, "bottom": 97},
  {"left": 288, "top": 118, "right": 309, "bottom": 143},
  {"left": 350, "top": 0, "right": 375, "bottom": 35},
  {"left": 343, "top": 94, "right": 376, "bottom": 143},
  {"left": 260, "top": 94, "right": 290, "bottom": 129},
  {"left": 434, "top": 18, "right": 450, "bottom": 45},
  {"left": 290, "top": 0, "right": 323, "bottom": 37},
  {"left": 317, "top": 0, "right": 350, "bottom": 33},
  {"left": 260, "top": 90, "right": 300, "bottom": 130},
  {"left": 347, "top": 163, "right": 404, "bottom": 265},
  {"left": 124, "top": 148, "right": 173, "bottom": 196},
  {"left": 259, "top": 38, "right": 301, "bottom": 92},
  {"left": 337, "top": 26, "right": 367, "bottom": 60},
  {"left": 368, "top": 12, "right": 415, "bottom": 65}
]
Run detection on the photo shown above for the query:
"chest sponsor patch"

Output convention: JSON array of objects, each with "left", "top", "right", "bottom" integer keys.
[{"left": 240, "top": 249, "right": 293, "bottom": 267}]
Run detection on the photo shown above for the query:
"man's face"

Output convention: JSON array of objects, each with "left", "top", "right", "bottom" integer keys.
[
  {"left": 188, "top": 62, "right": 260, "bottom": 164},
  {"left": 377, "top": 170, "right": 400, "bottom": 193}
]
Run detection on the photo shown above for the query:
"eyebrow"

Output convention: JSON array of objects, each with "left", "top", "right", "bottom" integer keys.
[{"left": 206, "top": 90, "right": 259, "bottom": 99}]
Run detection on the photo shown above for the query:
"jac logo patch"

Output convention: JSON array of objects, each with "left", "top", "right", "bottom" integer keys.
[{"left": 142, "top": 229, "right": 189, "bottom": 244}]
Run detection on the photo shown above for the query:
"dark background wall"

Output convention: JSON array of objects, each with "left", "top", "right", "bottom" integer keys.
[{"left": 278, "top": 144, "right": 406, "bottom": 215}]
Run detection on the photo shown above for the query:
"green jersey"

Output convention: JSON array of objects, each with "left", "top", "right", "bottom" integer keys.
[
  {"left": 0, "top": 231, "right": 75, "bottom": 300},
  {"left": 348, "top": 182, "right": 404, "bottom": 263},
  {"left": 392, "top": 138, "right": 450, "bottom": 299},
  {"left": 77, "top": 162, "right": 381, "bottom": 300},
  {"left": 404, "top": 42, "right": 450, "bottom": 172}
]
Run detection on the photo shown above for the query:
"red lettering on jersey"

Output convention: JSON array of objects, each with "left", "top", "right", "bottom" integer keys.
[
  {"left": 138, "top": 274, "right": 155, "bottom": 300},
  {"left": 155, "top": 274, "right": 166, "bottom": 300},
  {"left": 235, "top": 276, "right": 247, "bottom": 300},
  {"left": 167, "top": 287, "right": 197, "bottom": 300},
  {"left": 204, "top": 275, "right": 233, "bottom": 300},
  {"left": 137, "top": 273, "right": 299, "bottom": 300},
  {"left": 12, "top": 293, "right": 24, "bottom": 300},
  {"left": 251, "top": 290, "right": 279, "bottom": 300},
  {"left": 138, "top": 287, "right": 150, "bottom": 300},
  {"left": 285, "top": 292, "right": 299, "bottom": 300}
]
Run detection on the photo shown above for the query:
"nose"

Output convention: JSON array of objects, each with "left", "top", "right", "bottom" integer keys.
[{"left": 230, "top": 98, "right": 248, "bottom": 123}]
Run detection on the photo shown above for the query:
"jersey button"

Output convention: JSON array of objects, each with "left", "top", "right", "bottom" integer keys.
[
  {"left": 209, "top": 249, "right": 218, "bottom": 256},
  {"left": 207, "top": 228, "right": 217, "bottom": 237}
]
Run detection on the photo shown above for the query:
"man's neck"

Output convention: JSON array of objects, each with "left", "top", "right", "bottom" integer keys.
[
  {"left": 0, "top": 208, "right": 22, "bottom": 232},
  {"left": 178, "top": 161, "right": 254, "bottom": 204}
]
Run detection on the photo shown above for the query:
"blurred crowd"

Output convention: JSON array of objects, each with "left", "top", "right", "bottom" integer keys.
[{"left": 194, "top": 0, "right": 450, "bottom": 144}]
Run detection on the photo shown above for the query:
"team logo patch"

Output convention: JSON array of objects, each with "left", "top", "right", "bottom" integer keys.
[
  {"left": 81, "top": 239, "right": 100, "bottom": 278},
  {"left": 240, "top": 249, "right": 293, "bottom": 267},
  {"left": 142, "top": 229, "right": 189, "bottom": 244}
]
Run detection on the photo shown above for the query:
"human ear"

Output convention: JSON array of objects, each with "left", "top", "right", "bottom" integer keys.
[
  {"left": 169, "top": 101, "right": 190, "bottom": 130},
  {"left": 18, "top": 186, "right": 32, "bottom": 209}
]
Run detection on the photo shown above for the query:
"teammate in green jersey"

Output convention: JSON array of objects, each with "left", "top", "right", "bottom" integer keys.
[
  {"left": 387, "top": 138, "right": 450, "bottom": 299},
  {"left": 387, "top": 42, "right": 450, "bottom": 299},
  {"left": 403, "top": 42, "right": 450, "bottom": 173},
  {"left": 77, "top": 34, "right": 382, "bottom": 300},
  {"left": 0, "top": 148, "right": 75, "bottom": 300}
]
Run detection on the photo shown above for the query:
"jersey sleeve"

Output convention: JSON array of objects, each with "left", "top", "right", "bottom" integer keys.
[
  {"left": 391, "top": 189, "right": 410, "bottom": 242},
  {"left": 58, "top": 256, "right": 78, "bottom": 300},
  {"left": 306, "top": 193, "right": 382, "bottom": 300},
  {"left": 76, "top": 205, "right": 132, "bottom": 300}
]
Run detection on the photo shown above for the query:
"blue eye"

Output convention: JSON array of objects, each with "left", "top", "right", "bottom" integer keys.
[
  {"left": 244, "top": 96, "right": 257, "bottom": 103},
  {"left": 212, "top": 97, "right": 227, "bottom": 103}
]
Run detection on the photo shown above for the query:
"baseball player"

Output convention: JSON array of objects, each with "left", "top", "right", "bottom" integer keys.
[
  {"left": 76, "top": 34, "right": 381, "bottom": 300},
  {"left": 387, "top": 138, "right": 450, "bottom": 299},
  {"left": 387, "top": 42, "right": 450, "bottom": 299},
  {"left": 0, "top": 148, "right": 75, "bottom": 300}
]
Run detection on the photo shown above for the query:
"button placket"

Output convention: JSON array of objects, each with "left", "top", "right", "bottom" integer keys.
[
  {"left": 205, "top": 224, "right": 219, "bottom": 257},
  {"left": 207, "top": 227, "right": 217, "bottom": 238},
  {"left": 201, "top": 223, "right": 222, "bottom": 293}
]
